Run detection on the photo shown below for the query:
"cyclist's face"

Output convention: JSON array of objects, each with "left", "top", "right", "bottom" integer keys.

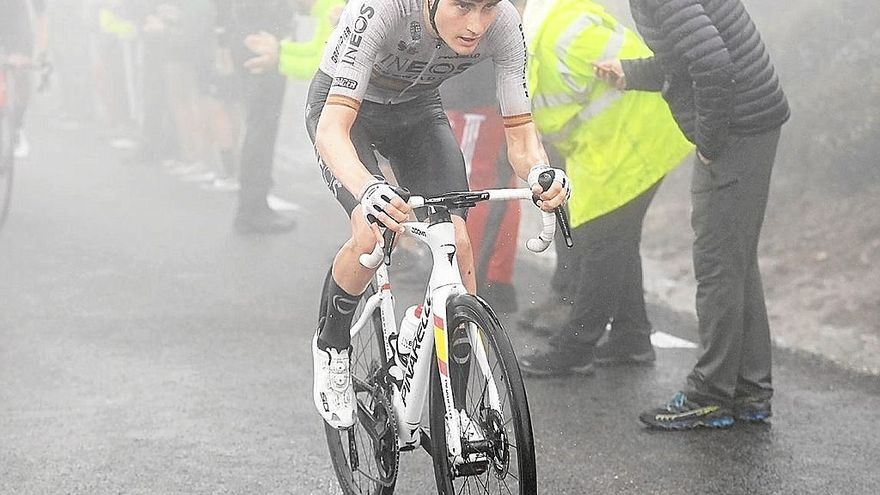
[{"left": 432, "top": 0, "right": 502, "bottom": 55}]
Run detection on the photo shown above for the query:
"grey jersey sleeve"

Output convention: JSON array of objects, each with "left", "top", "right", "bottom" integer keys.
[
  {"left": 324, "top": 0, "right": 398, "bottom": 111},
  {"left": 487, "top": 2, "right": 533, "bottom": 126}
]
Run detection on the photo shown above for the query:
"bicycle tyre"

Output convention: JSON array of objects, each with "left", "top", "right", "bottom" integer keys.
[
  {"left": 0, "top": 112, "right": 14, "bottom": 232},
  {"left": 323, "top": 282, "right": 399, "bottom": 495},
  {"left": 429, "top": 294, "right": 537, "bottom": 494}
]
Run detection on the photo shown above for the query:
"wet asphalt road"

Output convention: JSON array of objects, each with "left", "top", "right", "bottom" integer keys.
[{"left": 2, "top": 100, "right": 879, "bottom": 494}]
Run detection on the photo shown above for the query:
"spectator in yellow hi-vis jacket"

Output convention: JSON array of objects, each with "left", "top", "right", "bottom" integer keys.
[{"left": 517, "top": 0, "right": 693, "bottom": 377}]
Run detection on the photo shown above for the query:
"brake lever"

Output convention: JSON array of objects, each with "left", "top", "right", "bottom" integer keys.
[
  {"left": 382, "top": 185, "right": 412, "bottom": 266},
  {"left": 555, "top": 206, "right": 574, "bottom": 248},
  {"left": 383, "top": 229, "right": 396, "bottom": 266},
  {"left": 536, "top": 171, "right": 573, "bottom": 248}
]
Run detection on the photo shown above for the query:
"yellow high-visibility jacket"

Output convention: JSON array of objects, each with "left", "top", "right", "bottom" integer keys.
[
  {"left": 99, "top": 9, "right": 136, "bottom": 40},
  {"left": 528, "top": 0, "right": 692, "bottom": 228},
  {"left": 278, "top": 0, "right": 345, "bottom": 80}
]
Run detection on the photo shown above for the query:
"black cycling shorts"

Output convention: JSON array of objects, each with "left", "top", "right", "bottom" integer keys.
[{"left": 305, "top": 70, "right": 469, "bottom": 219}]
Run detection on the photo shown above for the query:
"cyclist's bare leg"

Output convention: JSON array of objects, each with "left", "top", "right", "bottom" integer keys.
[
  {"left": 315, "top": 208, "right": 377, "bottom": 350},
  {"left": 332, "top": 207, "right": 382, "bottom": 296}
]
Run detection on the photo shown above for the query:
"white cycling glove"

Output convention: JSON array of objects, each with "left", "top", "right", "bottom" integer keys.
[
  {"left": 527, "top": 165, "right": 572, "bottom": 202},
  {"left": 358, "top": 179, "right": 405, "bottom": 227}
]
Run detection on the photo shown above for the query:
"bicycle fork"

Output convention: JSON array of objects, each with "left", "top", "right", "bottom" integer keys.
[{"left": 437, "top": 291, "right": 504, "bottom": 470}]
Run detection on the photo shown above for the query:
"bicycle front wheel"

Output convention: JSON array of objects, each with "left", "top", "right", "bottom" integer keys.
[
  {"left": 429, "top": 294, "right": 537, "bottom": 494},
  {"left": 323, "top": 283, "right": 399, "bottom": 495}
]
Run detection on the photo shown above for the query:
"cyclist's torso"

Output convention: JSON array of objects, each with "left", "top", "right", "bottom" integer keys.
[{"left": 319, "top": 0, "right": 532, "bottom": 123}]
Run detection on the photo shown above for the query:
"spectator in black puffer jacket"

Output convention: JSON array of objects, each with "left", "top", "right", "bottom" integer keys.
[{"left": 594, "top": 0, "right": 790, "bottom": 430}]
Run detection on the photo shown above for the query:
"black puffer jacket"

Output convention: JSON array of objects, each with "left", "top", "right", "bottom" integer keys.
[{"left": 621, "top": 0, "right": 790, "bottom": 160}]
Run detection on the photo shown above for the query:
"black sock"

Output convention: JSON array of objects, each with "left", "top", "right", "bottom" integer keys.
[{"left": 317, "top": 269, "right": 361, "bottom": 350}]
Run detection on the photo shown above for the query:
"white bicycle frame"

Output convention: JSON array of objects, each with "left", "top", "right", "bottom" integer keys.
[{"left": 349, "top": 188, "right": 558, "bottom": 462}]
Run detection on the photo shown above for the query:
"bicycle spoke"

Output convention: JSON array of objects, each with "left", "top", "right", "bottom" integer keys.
[{"left": 473, "top": 472, "right": 489, "bottom": 491}]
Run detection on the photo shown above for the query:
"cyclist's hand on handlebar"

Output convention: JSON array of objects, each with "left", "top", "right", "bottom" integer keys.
[
  {"left": 359, "top": 180, "right": 411, "bottom": 244},
  {"left": 528, "top": 165, "right": 572, "bottom": 211}
]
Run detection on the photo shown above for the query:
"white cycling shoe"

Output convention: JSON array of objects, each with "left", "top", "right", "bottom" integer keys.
[{"left": 312, "top": 334, "right": 356, "bottom": 429}]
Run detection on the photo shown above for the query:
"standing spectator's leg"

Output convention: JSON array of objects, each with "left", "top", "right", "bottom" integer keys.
[
  {"left": 686, "top": 129, "right": 780, "bottom": 404},
  {"left": 595, "top": 181, "right": 661, "bottom": 365},
  {"left": 205, "top": 94, "right": 241, "bottom": 185},
  {"left": 50, "top": 1, "right": 93, "bottom": 125},
  {"left": 519, "top": 183, "right": 659, "bottom": 376},
  {"left": 234, "top": 70, "right": 293, "bottom": 234},
  {"left": 10, "top": 71, "right": 33, "bottom": 157},
  {"left": 138, "top": 36, "right": 177, "bottom": 163},
  {"left": 95, "top": 34, "right": 130, "bottom": 137},
  {"left": 163, "top": 62, "right": 207, "bottom": 168}
]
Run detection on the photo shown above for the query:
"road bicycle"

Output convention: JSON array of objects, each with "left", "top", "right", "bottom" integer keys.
[
  {"left": 322, "top": 173, "right": 572, "bottom": 494},
  {"left": 0, "top": 58, "right": 51, "bottom": 233}
]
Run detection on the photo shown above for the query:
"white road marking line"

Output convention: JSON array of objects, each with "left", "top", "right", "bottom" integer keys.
[
  {"left": 651, "top": 331, "right": 698, "bottom": 349},
  {"left": 267, "top": 194, "right": 301, "bottom": 212}
]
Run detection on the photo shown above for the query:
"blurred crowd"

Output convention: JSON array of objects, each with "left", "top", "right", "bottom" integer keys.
[
  {"left": 20, "top": 1, "right": 335, "bottom": 233},
  {"left": 45, "top": 2, "right": 227, "bottom": 170}
]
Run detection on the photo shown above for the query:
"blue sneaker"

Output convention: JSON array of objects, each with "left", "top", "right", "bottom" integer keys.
[
  {"left": 733, "top": 397, "right": 772, "bottom": 422},
  {"left": 639, "top": 392, "right": 734, "bottom": 430}
]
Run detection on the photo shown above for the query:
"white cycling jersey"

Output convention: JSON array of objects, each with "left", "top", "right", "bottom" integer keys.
[{"left": 319, "top": 0, "right": 533, "bottom": 127}]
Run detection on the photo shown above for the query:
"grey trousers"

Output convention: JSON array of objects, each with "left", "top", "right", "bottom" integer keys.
[{"left": 686, "top": 128, "right": 781, "bottom": 404}]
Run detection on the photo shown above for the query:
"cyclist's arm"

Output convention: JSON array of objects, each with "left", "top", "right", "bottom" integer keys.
[
  {"left": 489, "top": 4, "right": 565, "bottom": 209},
  {"left": 315, "top": 104, "right": 377, "bottom": 197},
  {"left": 504, "top": 122, "right": 547, "bottom": 181},
  {"left": 488, "top": 5, "right": 544, "bottom": 178},
  {"left": 315, "top": 0, "right": 405, "bottom": 206}
]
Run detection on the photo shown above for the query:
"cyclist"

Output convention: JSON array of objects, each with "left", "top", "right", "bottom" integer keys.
[
  {"left": 0, "top": 0, "right": 47, "bottom": 158},
  {"left": 307, "top": 0, "right": 571, "bottom": 428}
]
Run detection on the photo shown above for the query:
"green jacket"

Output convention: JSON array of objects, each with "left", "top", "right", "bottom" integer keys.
[
  {"left": 528, "top": 0, "right": 692, "bottom": 227},
  {"left": 278, "top": 0, "right": 345, "bottom": 80}
]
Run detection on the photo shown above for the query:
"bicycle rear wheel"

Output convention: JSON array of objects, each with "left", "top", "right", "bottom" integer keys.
[
  {"left": 323, "top": 283, "right": 399, "bottom": 495},
  {"left": 429, "top": 294, "right": 537, "bottom": 494},
  {"left": 0, "top": 110, "right": 14, "bottom": 231}
]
